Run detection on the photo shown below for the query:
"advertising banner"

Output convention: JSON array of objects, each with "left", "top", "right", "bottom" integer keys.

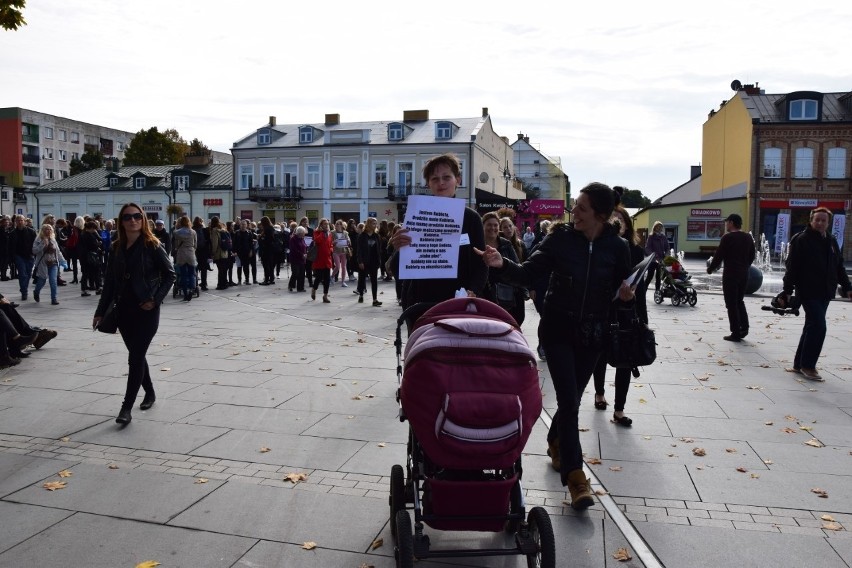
[
  {"left": 774, "top": 213, "right": 790, "bottom": 254},
  {"left": 832, "top": 215, "right": 846, "bottom": 250}
]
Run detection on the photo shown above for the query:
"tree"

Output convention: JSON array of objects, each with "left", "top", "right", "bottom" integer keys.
[
  {"left": 0, "top": 0, "right": 26, "bottom": 31},
  {"left": 69, "top": 148, "right": 104, "bottom": 175},
  {"left": 123, "top": 126, "right": 184, "bottom": 166},
  {"left": 619, "top": 188, "right": 652, "bottom": 209},
  {"left": 187, "top": 137, "right": 210, "bottom": 155}
]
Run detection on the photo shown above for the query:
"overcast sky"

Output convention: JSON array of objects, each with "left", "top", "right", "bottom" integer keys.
[{"left": 2, "top": 0, "right": 850, "bottom": 200}]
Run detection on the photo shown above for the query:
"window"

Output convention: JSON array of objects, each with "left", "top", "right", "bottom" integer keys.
[
  {"left": 790, "top": 99, "right": 818, "bottom": 120},
  {"left": 334, "top": 162, "right": 358, "bottom": 188},
  {"left": 134, "top": 177, "right": 146, "bottom": 189},
  {"left": 23, "top": 166, "right": 38, "bottom": 177},
  {"left": 794, "top": 147, "right": 814, "bottom": 178},
  {"left": 763, "top": 148, "right": 781, "bottom": 178},
  {"left": 58, "top": 129, "right": 67, "bottom": 142},
  {"left": 261, "top": 164, "right": 275, "bottom": 188},
  {"left": 109, "top": 178, "right": 118, "bottom": 187},
  {"left": 388, "top": 123, "right": 404, "bottom": 141},
  {"left": 71, "top": 152, "right": 80, "bottom": 161},
  {"left": 435, "top": 121, "right": 452, "bottom": 140},
  {"left": 174, "top": 175, "right": 189, "bottom": 190},
  {"left": 373, "top": 162, "right": 388, "bottom": 187},
  {"left": 397, "top": 162, "right": 414, "bottom": 189},
  {"left": 71, "top": 131, "right": 79, "bottom": 143},
  {"left": 60, "top": 171, "right": 69, "bottom": 179},
  {"left": 84, "top": 135, "right": 97, "bottom": 145},
  {"left": 44, "top": 168, "right": 54, "bottom": 180},
  {"left": 305, "top": 163, "right": 321, "bottom": 188},
  {"left": 299, "top": 126, "right": 313, "bottom": 144},
  {"left": 58, "top": 150, "right": 67, "bottom": 162},
  {"left": 44, "top": 127, "right": 54, "bottom": 139},
  {"left": 118, "top": 141, "right": 125, "bottom": 151},
  {"left": 257, "top": 129, "right": 271, "bottom": 145},
  {"left": 239, "top": 165, "right": 254, "bottom": 189},
  {"left": 826, "top": 147, "right": 846, "bottom": 179},
  {"left": 43, "top": 148, "right": 53, "bottom": 159},
  {"left": 282, "top": 164, "right": 298, "bottom": 190}
]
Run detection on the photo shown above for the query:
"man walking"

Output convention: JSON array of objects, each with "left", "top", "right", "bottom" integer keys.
[
  {"left": 9, "top": 215, "right": 37, "bottom": 301},
  {"left": 707, "top": 213, "right": 756, "bottom": 342},
  {"left": 780, "top": 207, "right": 852, "bottom": 381}
]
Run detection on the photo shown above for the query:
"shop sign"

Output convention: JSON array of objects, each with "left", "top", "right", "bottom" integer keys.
[
  {"left": 690, "top": 209, "right": 721, "bottom": 217},
  {"left": 141, "top": 204, "right": 162, "bottom": 212},
  {"left": 789, "top": 199, "right": 818, "bottom": 208},
  {"left": 203, "top": 198, "right": 223, "bottom": 206},
  {"left": 518, "top": 199, "right": 564, "bottom": 215}
]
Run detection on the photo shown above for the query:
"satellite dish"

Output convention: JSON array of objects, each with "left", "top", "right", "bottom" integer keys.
[
  {"left": 479, "top": 172, "right": 489, "bottom": 183},
  {"left": 731, "top": 79, "right": 743, "bottom": 91}
]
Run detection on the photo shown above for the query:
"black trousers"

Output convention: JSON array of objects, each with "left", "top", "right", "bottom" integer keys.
[
  {"left": 289, "top": 263, "right": 306, "bottom": 291},
  {"left": 312, "top": 267, "right": 330, "bottom": 294},
  {"left": 358, "top": 266, "right": 379, "bottom": 300},
  {"left": 215, "top": 259, "right": 229, "bottom": 288},
  {"left": 722, "top": 275, "right": 748, "bottom": 335},
  {"left": 592, "top": 357, "right": 631, "bottom": 412},
  {"left": 117, "top": 298, "right": 159, "bottom": 411}
]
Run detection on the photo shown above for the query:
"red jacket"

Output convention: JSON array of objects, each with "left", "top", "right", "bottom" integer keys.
[{"left": 311, "top": 230, "right": 334, "bottom": 270}]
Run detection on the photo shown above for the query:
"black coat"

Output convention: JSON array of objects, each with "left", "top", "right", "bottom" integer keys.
[
  {"left": 96, "top": 239, "right": 175, "bottom": 316},
  {"left": 783, "top": 227, "right": 852, "bottom": 301}
]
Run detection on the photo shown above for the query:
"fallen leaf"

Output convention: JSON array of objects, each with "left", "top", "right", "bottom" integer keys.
[
  {"left": 763, "top": 459, "right": 773, "bottom": 465},
  {"left": 717, "top": 360, "right": 729, "bottom": 366},
  {"left": 58, "top": 470, "right": 73, "bottom": 478},
  {"left": 135, "top": 562, "right": 161, "bottom": 568},
  {"left": 60, "top": 437, "right": 70, "bottom": 442},
  {"left": 804, "top": 439, "right": 824, "bottom": 448},
  {"left": 352, "top": 395, "right": 363, "bottom": 400},
  {"left": 785, "top": 415, "right": 797, "bottom": 421},
  {"left": 736, "top": 467, "right": 748, "bottom": 473},
  {"left": 764, "top": 421, "right": 774, "bottom": 426},
  {"left": 725, "top": 448, "right": 737, "bottom": 454},
  {"left": 42, "top": 481, "right": 67, "bottom": 491},
  {"left": 284, "top": 473, "right": 308, "bottom": 483},
  {"left": 160, "top": 367, "right": 171, "bottom": 372},
  {"left": 642, "top": 436, "right": 652, "bottom": 440},
  {"left": 262, "top": 368, "right": 272, "bottom": 372},
  {"left": 692, "top": 448, "right": 706, "bottom": 457},
  {"left": 750, "top": 473, "right": 760, "bottom": 479},
  {"left": 638, "top": 398, "right": 647, "bottom": 404},
  {"left": 609, "top": 466, "right": 622, "bottom": 471},
  {"left": 325, "top": 383, "right": 336, "bottom": 387},
  {"left": 302, "top": 542, "right": 317, "bottom": 550},
  {"left": 612, "top": 547, "right": 632, "bottom": 561},
  {"left": 684, "top": 347, "right": 692, "bottom": 351},
  {"left": 377, "top": 442, "right": 386, "bottom": 448},
  {"left": 799, "top": 426, "right": 813, "bottom": 432},
  {"left": 781, "top": 427, "right": 797, "bottom": 434},
  {"left": 370, "top": 538, "right": 384, "bottom": 550},
  {"left": 821, "top": 514, "right": 836, "bottom": 522},
  {"left": 194, "top": 478, "right": 208, "bottom": 484},
  {"left": 823, "top": 522, "right": 843, "bottom": 531},
  {"left": 586, "top": 458, "right": 602, "bottom": 465},
  {"left": 578, "top": 427, "right": 590, "bottom": 432},
  {"left": 680, "top": 437, "right": 695, "bottom": 443},
  {"left": 365, "top": 394, "right": 375, "bottom": 399},
  {"left": 666, "top": 453, "right": 676, "bottom": 458},
  {"left": 319, "top": 366, "right": 329, "bottom": 371},
  {"left": 259, "top": 447, "right": 272, "bottom": 453},
  {"left": 811, "top": 488, "right": 829, "bottom": 498}
]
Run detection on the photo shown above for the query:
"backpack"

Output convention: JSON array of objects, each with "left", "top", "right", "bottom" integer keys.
[
  {"left": 219, "top": 230, "right": 232, "bottom": 252},
  {"left": 66, "top": 228, "right": 79, "bottom": 249}
]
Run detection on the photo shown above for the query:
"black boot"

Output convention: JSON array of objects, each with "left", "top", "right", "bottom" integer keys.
[
  {"left": 115, "top": 408, "right": 132, "bottom": 424},
  {"left": 140, "top": 392, "right": 156, "bottom": 410}
]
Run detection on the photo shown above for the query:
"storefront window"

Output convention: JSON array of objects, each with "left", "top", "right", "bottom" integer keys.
[{"left": 687, "top": 218, "right": 725, "bottom": 240}]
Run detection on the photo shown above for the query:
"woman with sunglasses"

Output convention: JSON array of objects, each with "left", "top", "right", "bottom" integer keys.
[{"left": 92, "top": 204, "right": 175, "bottom": 425}]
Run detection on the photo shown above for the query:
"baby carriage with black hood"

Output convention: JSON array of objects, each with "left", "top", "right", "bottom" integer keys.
[{"left": 389, "top": 297, "right": 554, "bottom": 567}]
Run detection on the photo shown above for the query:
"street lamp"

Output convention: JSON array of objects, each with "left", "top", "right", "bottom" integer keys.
[{"left": 502, "top": 163, "right": 512, "bottom": 198}]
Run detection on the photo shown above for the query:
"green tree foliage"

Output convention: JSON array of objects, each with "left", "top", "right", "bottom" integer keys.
[
  {"left": 0, "top": 0, "right": 26, "bottom": 31},
  {"left": 188, "top": 137, "right": 210, "bottom": 155},
  {"left": 123, "top": 127, "right": 185, "bottom": 166},
  {"left": 619, "top": 188, "right": 652, "bottom": 208},
  {"left": 69, "top": 148, "right": 104, "bottom": 176}
]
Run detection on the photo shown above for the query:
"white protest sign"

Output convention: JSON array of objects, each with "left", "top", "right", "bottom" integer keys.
[{"left": 399, "top": 195, "right": 465, "bottom": 280}]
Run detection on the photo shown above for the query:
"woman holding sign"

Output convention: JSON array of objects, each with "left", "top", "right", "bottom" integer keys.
[
  {"left": 477, "top": 182, "right": 633, "bottom": 510},
  {"left": 389, "top": 153, "right": 487, "bottom": 324}
]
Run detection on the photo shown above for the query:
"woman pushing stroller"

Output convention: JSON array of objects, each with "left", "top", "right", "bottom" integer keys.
[{"left": 477, "top": 182, "right": 634, "bottom": 509}]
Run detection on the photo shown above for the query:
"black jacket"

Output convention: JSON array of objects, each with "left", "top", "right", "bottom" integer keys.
[
  {"left": 783, "top": 227, "right": 851, "bottom": 301},
  {"left": 497, "top": 222, "right": 631, "bottom": 325},
  {"left": 357, "top": 231, "right": 383, "bottom": 270},
  {"left": 96, "top": 240, "right": 175, "bottom": 316},
  {"left": 10, "top": 226, "right": 36, "bottom": 259}
]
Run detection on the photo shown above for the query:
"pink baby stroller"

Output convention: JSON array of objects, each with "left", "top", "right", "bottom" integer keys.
[{"left": 390, "top": 298, "right": 554, "bottom": 567}]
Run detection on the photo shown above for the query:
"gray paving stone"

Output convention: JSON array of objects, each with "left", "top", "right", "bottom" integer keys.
[
  {"left": 688, "top": 517, "right": 735, "bottom": 529},
  {"left": 232, "top": 539, "right": 399, "bottom": 568},
  {"left": 646, "top": 514, "right": 690, "bottom": 525},
  {"left": 6, "top": 462, "right": 224, "bottom": 523},
  {"left": 732, "top": 521, "right": 779, "bottom": 532},
  {"left": 748, "top": 439, "right": 852, "bottom": 476},
  {"left": 0, "top": 512, "right": 254, "bottom": 567},
  {"left": 169, "top": 480, "right": 386, "bottom": 552},
  {"left": 181, "top": 402, "right": 326, "bottom": 434},
  {"left": 590, "top": 461, "right": 700, "bottom": 501},
  {"left": 0, "top": 406, "right": 110, "bottom": 439},
  {"left": 276, "top": 388, "right": 399, "bottom": 417},
  {"left": 172, "top": 383, "right": 300, "bottom": 408},
  {"left": 727, "top": 504, "right": 771, "bottom": 515},
  {"left": 709, "top": 511, "right": 753, "bottom": 522},
  {"left": 0, "top": 453, "right": 79, "bottom": 497},
  {"left": 192, "top": 428, "right": 366, "bottom": 470},
  {"left": 0, "top": 501, "right": 73, "bottom": 553},
  {"left": 70, "top": 418, "right": 229, "bottom": 455},
  {"left": 685, "top": 501, "right": 728, "bottom": 511}
]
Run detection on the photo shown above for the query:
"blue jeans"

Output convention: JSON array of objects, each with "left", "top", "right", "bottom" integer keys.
[
  {"left": 794, "top": 298, "right": 830, "bottom": 370},
  {"left": 177, "top": 264, "right": 196, "bottom": 295},
  {"left": 34, "top": 264, "right": 59, "bottom": 302},
  {"left": 14, "top": 255, "right": 34, "bottom": 298}
]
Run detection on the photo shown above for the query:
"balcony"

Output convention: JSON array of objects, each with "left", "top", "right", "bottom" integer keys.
[
  {"left": 22, "top": 153, "right": 40, "bottom": 164},
  {"left": 248, "top": 186, "right": 302, "bottom": 202},
  {"left": 387, "top": 183, "right": 429, "bottom": 201}
]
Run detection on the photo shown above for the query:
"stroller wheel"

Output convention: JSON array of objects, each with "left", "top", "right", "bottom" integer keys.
[
  {"left": 653, "top": 288, "right": 663, "bottom": 304},
  {"left": 394, "top": 510, "right": 414, "bottom": 568},
  {"left": 389, "top": 464, "right": 405, "bottom": 540},
  {"left": 687, "top": 289, "right": 698, "bottom": 306},
  {"left": 671, "top": 294, "right": 681, "bottom": 306},
  {"left": 526, "top": 507, "right": 555, "bottom": 568}
]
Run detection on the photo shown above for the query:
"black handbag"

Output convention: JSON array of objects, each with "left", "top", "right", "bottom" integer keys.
[
  {"left": 306, "top": 242, "right": 318, "bottom": 262},
  {"left": 606, "top": 307, "right": 656, "bottom": 370},
  {"left": 97, "top": 301, "right": 119, "bottom": 334}
]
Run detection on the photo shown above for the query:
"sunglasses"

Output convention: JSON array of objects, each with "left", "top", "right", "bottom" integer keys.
[{"left": 122, "top": 213, "right": 144, "bottom": 222}]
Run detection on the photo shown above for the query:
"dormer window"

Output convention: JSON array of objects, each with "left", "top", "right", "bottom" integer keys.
[
  {"left": 388, "top": 123, "right": 404, "bottom": 141},
  {"left": 134, "top": 177, "right": 146, "bottom": 189},
  {"left": 299, "top": 126, "right": 314, "bottom": 144},
  {"left": 435, "top": 121, "right": 453, "bottom": 140},
  {"left": 257, "top": 128, "right": 271, "bottom": 145},
  {"left": 108, "top": 177, "right": 118, "bottom": 187},
  {"left": 174, "top": 175, "right": 189, "bottom": 190},
  {"left": 789, "top": 99, "right": 818, "bottom": 121}
]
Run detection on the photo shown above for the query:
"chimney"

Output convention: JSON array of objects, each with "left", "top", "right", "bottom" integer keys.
[
  {"left": 691, "top": 165, "right": 701, "bottom": 180},
  {"left": 325, "top": 113, "right": 340, "bottom": 126},
  {"left": 269, "top": 116, "right": 276, "bottom": 126},
  {"left": 524, "top": 136, "right": 529, "bottom": 144},
  {"left": 517, "top": 133, "right": 525, "bottom": 141},
  {"left": 403, "top": 109, "right": 429, "bottom": 122},
  {"left": 743, "top": 83, "right": 762, "bottom": 96},
  {"left": 482, "top": 107, "right": 489, "bottom": 117}
]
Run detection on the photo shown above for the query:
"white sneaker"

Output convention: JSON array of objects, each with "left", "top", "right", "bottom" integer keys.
[{"left": 341, "top": 282, "right": 348, "bottom": 287}]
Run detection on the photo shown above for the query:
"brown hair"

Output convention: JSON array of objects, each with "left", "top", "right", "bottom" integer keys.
[
  {"left": 115, "top": 203, "right": 160, "bottom": 250},
  {"left": 422, "top": 153, "right": 462, "bottom": 183},
  {"left": 810, "top": 206, "right": 832, "bottom": 222}
]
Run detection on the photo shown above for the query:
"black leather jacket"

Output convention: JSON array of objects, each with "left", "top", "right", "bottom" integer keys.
[
  {"left": 497, "top": 222, "right": 631, "bottom": 325},
  {"left": 783, "top": 227, "right": 852, "bottom": 301},
  {"left": 95, "top": 240, "right": 175, "bottom": 316}
]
